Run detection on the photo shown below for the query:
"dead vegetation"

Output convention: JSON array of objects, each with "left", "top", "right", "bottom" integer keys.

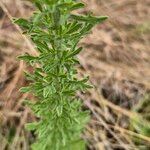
[{"left": 0, "top": 0, "right": 150, "bottom": 149}]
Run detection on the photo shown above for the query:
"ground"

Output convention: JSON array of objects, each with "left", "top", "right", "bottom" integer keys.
[{"left": 0, "top": 0, "right": 150, "bottom": 149}]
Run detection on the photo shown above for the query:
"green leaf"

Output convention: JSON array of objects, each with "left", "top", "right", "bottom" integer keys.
[
  {"left": 24, "top": 71, "right": 35, "bottom": 81},
  {"left": 70, "top": 14, "right": 108, "bottom": 24},
  {"left": 57, "top": 2, "right": 72, "bottom": 9},
  {"left": 52, "top": 8, "right": 61, "bottom": 27},
  {"left": 84, "top": 84, "right": 93, "bottom": 89},
  {"left": 32, "top": 13, "right": 43, "bottom": 25},
  {"left": 35, "top": 2, "right": 43, "bottom": 11},
  {"left": 62, "top": 90, "right": 75, "bottom": 96},
  {"left": 94, "top": 16, "right": 108, "bottom": 23},
  {"left": 33, "top": 40, "right": 49, "bottom": 53},
  {"left": 70, "top": 3, "right": 85, "bottom": 11},
  {"left": 43, "top": 86, "right": 50, "bottom": 98},
  {"left": 58, "top": 2, "right": 84, "bottom": 11},
  {"left": 66, "top": 22, "right": 82, "bottom": 34},
  {"left": 25, "top": 122, "right": 38, "bottom": 131},
  {"left": 63, "top": 139, "right": 86, "bottom": 150},
  {"left": 18, "top": 53, "right": 37, "bottom": 61},
  {"left": 66, "top": 47, "right": 82, "bottom": 58},
  {"left": 56, "top": 106, "right": 63, "bottom": 116},
  {"left": 14, "top": 18, "right": 30, "bottom": 29},
  {"left": 20, "top": 87, "right": 31, "bottom": 93},
  {"left": 44, "top": 0, "right": 56, "bottom": 5}
]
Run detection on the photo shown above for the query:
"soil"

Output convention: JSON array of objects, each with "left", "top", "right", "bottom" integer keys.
[{"left": 0, "top": 0, "right": 150, "bottom": 149}]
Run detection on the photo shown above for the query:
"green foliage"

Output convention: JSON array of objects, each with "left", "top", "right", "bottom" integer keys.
[
  {"left": 130, "top": 94, "right": 150, "bottom": 148},
  {"left": 131, "top": 94, "right": 150, "bottom": 136},
  {"left": 14, "top": 0, "right": 107, "bottom": 149}
]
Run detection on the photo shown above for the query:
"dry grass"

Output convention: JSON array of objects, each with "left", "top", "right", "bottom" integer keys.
[{"left": 0, "top": 0, "right": 150, "bottom": 149}]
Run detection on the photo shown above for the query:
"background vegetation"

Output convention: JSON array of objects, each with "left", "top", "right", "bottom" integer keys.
[{"left": 0, "top": 0, "right": 150, "bottom": 149}]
